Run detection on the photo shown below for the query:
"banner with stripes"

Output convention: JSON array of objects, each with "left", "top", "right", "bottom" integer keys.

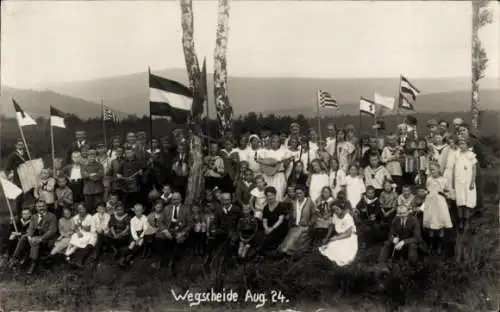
[
  {"left": 399, "top": 76, "right": 420, "bottom": 110},
  {"left": 318, "top": 89, "right": 337, "bottom": 108}
]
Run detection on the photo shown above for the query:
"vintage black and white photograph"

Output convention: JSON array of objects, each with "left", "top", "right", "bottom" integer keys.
[{"left": 0, "top": 0, "right": 499, "bottom": 311}]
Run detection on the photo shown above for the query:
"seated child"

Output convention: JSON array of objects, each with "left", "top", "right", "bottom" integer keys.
[
  {"left": 50, "top": 207, "right": 74, "bottom": 256},
  {"left": 106, "top": 193, "right": 120, "bottom": 214},
  {"left": 397, "top": 185, "right": 416, "bottom": 211},
  {"left": 236, "top": 205, "right": 260, "bottom": 260},
  {"left": 356, "top": 186, "right": 380, "bottom": 221},
  {"left": 55, "top": 175, "right": 73, "bottom": 218},
  {"left": 379, "top": 181, "right": 398, "bottom": 225},
  {"left": 1, "top": 208, "right": 32, "bottom": 261}
]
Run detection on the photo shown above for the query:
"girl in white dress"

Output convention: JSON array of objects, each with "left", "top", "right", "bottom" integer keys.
[
  {"left": 443, "top": 135, "right": 459, "bottom": 200},
  {"left": 65, "top": 203, "right": 97, "bottom": 259},
  {"left": 319, "top": 200, "right": 358, "bottom": 266},
  {"left": 308, "top": 159, "right": 330, "bottom": 203},
  {"left": 343, "top": 163, "right": 366, "bottom": 209},
  {"left": 453, "top": 138, "right": 477, "bottom": 232},
  {"left": 423, "top": 163, "right": 453, "bottom": 254},
  {"left": 337, "top": 129, "right": 356, "bottom": 172},
  {"left": 250, "top": 175, "right": 268, "bottom": 219},
  {"left": 328, "top": 158, "right": 347, "bottom": 198}
]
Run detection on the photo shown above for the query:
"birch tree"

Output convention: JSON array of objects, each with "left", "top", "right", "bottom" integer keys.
[{"left": 471, "top": 0, "right": 492, "bottom": 130}]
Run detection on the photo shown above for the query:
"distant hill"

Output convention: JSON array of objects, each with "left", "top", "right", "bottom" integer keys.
[
  {"left": 46, "top": 70, "right": 500, "bottom": 117},
  {"left": 13, "top": 70, "right": 500, "bottom": 117},
  {"left": 0, "top": 88, "right": 128, "bottom": 119}
]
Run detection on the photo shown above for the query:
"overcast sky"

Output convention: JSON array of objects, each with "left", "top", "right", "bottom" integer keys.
[{"left": 1, "top": 1, "right": 499, "bottom": 89}]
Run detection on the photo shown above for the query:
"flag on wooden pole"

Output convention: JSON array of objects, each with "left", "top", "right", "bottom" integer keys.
[
  {"left": 13, "top": 99, "right": 37, "bottom": 127},
  {"left": 149, "top": 70, "right": 194, "bottom": 124},
  {"left": 399, "top": 76, "right": 420, "bottom": 110},
  {"left": 50, "top": 106, "right": 66, "bottom": 128},
  {"left": 318, "top": 89, "right": 337, "bottom": 108},
  {"left": 103, "top": 104, "right": 118, "bottom": 123},
  {"left": 374, "top": 93, "right": 395, "bottom": 110}
]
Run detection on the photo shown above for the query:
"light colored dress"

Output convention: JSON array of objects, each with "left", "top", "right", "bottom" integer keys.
[
  {"left": 68, "top": 214, "right": 98, "bottom": 248},
  {"left": 319, "top": 213, "right": 358, "bottom": 266},
  {"left": 329, "top": 169, "right": 346, "bottom": 198},
  {"left": 337, "top": 141, "right": 355, "bottom": 171},
  {"left": 381, "top": 146, "right": 402, "bottom": 177},
  {"left": 423, "top": 176, "right": 452, "bottom": 230},
  {"left": 51, "top": 218, "right": 74, "bottom": 255},
  {"left": 454, "top": 151, "right": 477, "bottom": 209},
  {"left": 309, "top": 172, "right": 330, "bottom": 203},
  {"left": 261, "top": 148, "right": 287, "bottom": 201},
  {"left": 344, "top": 176, "right": 366, "bottom": 209},
  {"left": 250, "top": 187, "right": 267, "bottom": 219},
  {"left": 443, "top": 148, "right": 459, "bottom": 200}
]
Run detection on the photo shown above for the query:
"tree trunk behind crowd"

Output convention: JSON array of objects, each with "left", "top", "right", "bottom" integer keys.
[
  {"left": 471, "top": 0, "right": 492, "bottom": 130},
  {"left": 213, "top": 0, "right": 233, "bottom": 135},
  {"left": 180, "top": 0, "right": 203, "bottom": 205}
]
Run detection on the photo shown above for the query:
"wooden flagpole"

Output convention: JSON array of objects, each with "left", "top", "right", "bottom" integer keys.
[
  {"left": 3, "top": 194, "right": 19, "bottom": 233},
  {"left": 101, "top": 98, "right": 108, "bottom": 148},
  {"left": 148, "top": 66, "right": 154, "bottom": 151},
  {"left": 12, "top": 98, "right": 33, "bottom": 160},
  {"left": 316, "top": 89, "right": 322, "bottom": 142},
  {"left": 50, "top": 111, "right": 56, "bottom": 176},
  {"left": 396, "top": 75, "right": 402, "bottom": 125}
]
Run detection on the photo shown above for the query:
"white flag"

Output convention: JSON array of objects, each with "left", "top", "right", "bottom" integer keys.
[
  {"left": 13, "top": 99, "right": 37, "bottom": 127},
  {"left": 0, "top": 177, "right": 23, "bottom": 200},
  {"left": 374, "top": 93, "right": 395, "bottom": 110},
  {"left": 360, "top": 97, "right": 376, "bottom": 116}
]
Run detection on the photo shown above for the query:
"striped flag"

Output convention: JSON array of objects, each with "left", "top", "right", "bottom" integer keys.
[
  {"left": 12, "top": 99, "right": 37, "bottom": 127},
  {"left": 399, "top": 76, "right": 420, "bottom": 110},
  {"left": 318, "top": 89, "right": 337, "bottom": 108},
  {"left": 50, "top": 106, "right": 66, "bottom": 128},
  {"left": 103, "top": 105, "right": 118, "bottom": 122},
  {"left": 360, "top": 97, "right": 377, "bottom": 116},
  {"left": 149, "top": 69, "right": 194, "bottom": 124}
]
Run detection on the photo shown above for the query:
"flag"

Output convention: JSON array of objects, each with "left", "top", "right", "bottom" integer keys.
[
  {"left": 374, "top": 93, "right": 395, "bottom": 110},
  {"left": 50, "top": 106, "right": 66, "bottom": 128},
  {"left": 149, "top": 70, "right": 194, "bottom": 124},
  {"left": 0, "top": 177, "right": 22, "bottom": 200},
  {"left": 13, "top": 99, "right": 37, "bottom": 127},
  {"left": 399, "top": 95, "right": 415, "bottom": 110},
  {"left": 318, "top": 89, "right": 337, "bottom": 108},
  {"left": 400, "top": 76, "right": 420, "bottom": 101},
  {"left": 103, "top": 105, "right": 118, "bottom": 122},
  {"left": 192, "top": 58, "right": 207, "bottom": 117},
  {"left": 360, "top": 97, "right": 377, "bottom": 116}
]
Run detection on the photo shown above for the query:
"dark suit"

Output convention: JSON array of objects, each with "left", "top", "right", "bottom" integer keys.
[
  {"left": 160, "top": 204, "right": 193, "bottom": 269},
  {"left": 378, "top": 215, "right": 422, "bottom": 264},
  {"left": 12, "top": 212, "right": 58, "bottom": 261},
  {"left": 61, "top": 164, "right": 84, "bottom": 203},
  {"left": 66, "top": 141, "right": 89, "bottom": 164},
  {"left": 234, "top": 180, "right": 253, "bottom": 207},
  {"left": 209, "top": 204, "right": 243, "bottom": 263}
]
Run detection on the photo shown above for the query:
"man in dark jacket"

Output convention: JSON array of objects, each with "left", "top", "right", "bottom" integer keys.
[
  {"left": 9, "top": 200, "right": 58, "bottom": 274},
  {"left": 378, "top": 205, "right": 422, "bottom": 265},
  {"left": 65, "top": 130, "right": 88, "bottom": 164}
]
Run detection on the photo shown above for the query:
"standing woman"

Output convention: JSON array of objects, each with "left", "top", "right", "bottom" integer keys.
[
  {"left": 261, "top": 187, "right": 289, "bottom": 253},
  {"left": 337, "top": 129, "right": 356, "bottom": 172},
  {"left": 256, "top": 135, "right": 289, "bottom": 202},
  {"left": 284, "top": 136, "right": 302, "bottom": 178},
  {"left": 381, "top": 135, "right": 403, "bottom": 188},
  {"left": 319, "top": 199, "right": 358, "bottom": 267},
  {"left": 249, "top": 175, "right": 268, "bottom": 220},
  {"left": 453, "top": 138, "right": 477, "bottom": 232},
  {"left": 308, "top": 159, "right": 330, "bottom": 203}
]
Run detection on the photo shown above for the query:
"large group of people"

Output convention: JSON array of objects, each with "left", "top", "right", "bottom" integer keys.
[{"left": 0, "top": 115, "right": 490, "bottom": 275}]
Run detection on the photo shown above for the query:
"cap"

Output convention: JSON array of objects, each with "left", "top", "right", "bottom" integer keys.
[{"left": 427, "top": 119, "right": 438, "bottom": 127}]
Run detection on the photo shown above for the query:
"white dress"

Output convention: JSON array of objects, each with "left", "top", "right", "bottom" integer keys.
[
  {"left": 261, "top": 148, "right": 287, "bottom": 201},
  {"left": 443, "top": 149, "right": 458, "bottom": 200},
  {"left": 344, "top": 176, "right": 366, "bottom": 208},
  {"left": 337, "top": 141, "right": 355, "bottom": 171},
  {"left": 69, "top": 214, "right": 98, "bottom": 248},
  {"left": 454, "top": 151, "right": 477, "bottom": 209},
  {"left": 422, "top": 176, "right": 453, "bottom": 230},
  {"left": 309, "top": 172, "right": 330, "bottom": 203},
  {"left": 251, "top": 187, "right": 267, "bottom": 219},
  {"left": 329, "top": 169, "right": 347, "bottom": 198},
  {"left": 319, "top": 213, "right": 358, "bottom": 266}
]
